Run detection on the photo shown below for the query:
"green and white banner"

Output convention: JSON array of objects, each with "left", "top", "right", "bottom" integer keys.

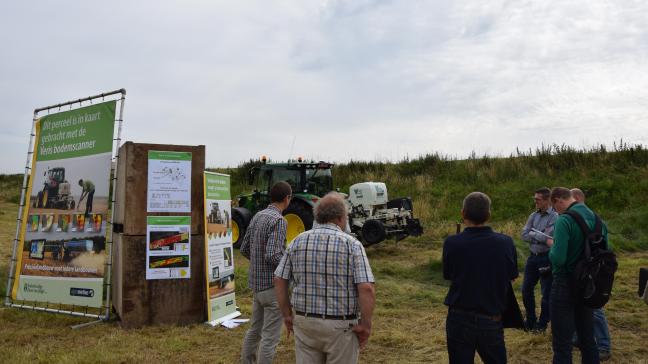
[
  {"left": 12, "top": 101, "right": 116, "bottom": 308},
  {"left": 203, "top": 172, "right": 238, "bottom": 324}
]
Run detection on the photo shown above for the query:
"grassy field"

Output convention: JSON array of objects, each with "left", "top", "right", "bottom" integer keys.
[{"left": 2, "top": 145, "right": 648, "bottom": 363}]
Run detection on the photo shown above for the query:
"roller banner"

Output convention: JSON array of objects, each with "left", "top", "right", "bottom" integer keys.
[
  {"left": 11, "top": 101, "right": 116, "bottom": 308},
  {"left": 203, "top": 172, "right": 238, "bottom": 323}
]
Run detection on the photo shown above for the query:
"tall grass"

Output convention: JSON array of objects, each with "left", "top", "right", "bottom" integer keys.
[{"left": 214, "top": 143, "right": 648, "bottom": 251}]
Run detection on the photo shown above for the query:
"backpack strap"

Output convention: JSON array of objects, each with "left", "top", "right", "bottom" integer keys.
[{"left": 563, "top": 210, "right": 593, "bottom": 260}]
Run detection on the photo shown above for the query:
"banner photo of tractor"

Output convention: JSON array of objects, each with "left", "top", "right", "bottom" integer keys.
[
  {"left": 11, "top": 101, "right": 116, "bottom": 308},
  {"left": 204, "top": 172, "right": 237, "bottom": 324}
]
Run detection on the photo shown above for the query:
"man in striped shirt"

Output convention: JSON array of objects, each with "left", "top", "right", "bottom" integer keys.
[
  {"left": 240, "top": 181, "right": 291, "bottom": 364},
  {"left": 274, "top": 193, "right": 375, "bottom": 364}
]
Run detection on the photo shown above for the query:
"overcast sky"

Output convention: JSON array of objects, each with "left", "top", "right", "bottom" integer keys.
[{"left": 1, "top": 1, "right": 647, "bottom": 173}]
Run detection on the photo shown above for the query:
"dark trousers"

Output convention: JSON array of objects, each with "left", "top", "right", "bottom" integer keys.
[
  {"left": 85, "top": 189, "right": 94, "bottom": 217},
  {"left": 521, "top": 253, "right": 552, "bottom": 328},
  {"left": 551, "top": 276, "right": 599, "bottom": 364},
  {"left": 446, "top": 309, "right": 507, "bottom": 364}
]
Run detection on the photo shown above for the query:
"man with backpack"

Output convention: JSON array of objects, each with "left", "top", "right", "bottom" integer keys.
[
  {"left": 571, "top": 188, "right": 612, "bottom": 361},
  {"left": 547, "top": 187, "right": 611, "bottom": 364}
]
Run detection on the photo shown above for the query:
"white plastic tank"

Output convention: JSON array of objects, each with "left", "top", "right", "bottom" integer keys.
[{"left": 348, "top": 182, "right": 388, "bottom": 208}]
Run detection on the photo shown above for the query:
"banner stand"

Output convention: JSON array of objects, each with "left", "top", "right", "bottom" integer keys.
[{"left": 4, "top": 88, "right": 126, "bottom": 322}]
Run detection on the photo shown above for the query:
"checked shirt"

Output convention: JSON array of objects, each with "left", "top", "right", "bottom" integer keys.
[
  {"left": 274, "top": 223, "right": 374, "bottom": 317},
  {"left": 240, "top": 204, "right": 287, "bottom": 292}
]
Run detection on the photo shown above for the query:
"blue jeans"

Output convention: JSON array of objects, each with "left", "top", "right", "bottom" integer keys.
[
  {"left": 521, "top": 253, "right": 552, "bottom": 328},
  {"left": 592, "top": 309, "right": 611, "bottom": 351},
  {"left": 576, "top": 309, "right": 611, "bottom": 352},
  {"left": 446, "top": 309, "right": 506, "bottom": 364},
  {"left": 550, "top": 277, "right": 599, "bottom": 364}
]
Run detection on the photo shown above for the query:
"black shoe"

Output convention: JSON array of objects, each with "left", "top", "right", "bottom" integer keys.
[{"left": 599, "top": 350, "right": 611, "bottom": 361}]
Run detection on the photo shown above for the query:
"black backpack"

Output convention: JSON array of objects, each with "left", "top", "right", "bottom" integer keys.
[{"left": 564, "top": 210, "right": 618, "bottom": 309}]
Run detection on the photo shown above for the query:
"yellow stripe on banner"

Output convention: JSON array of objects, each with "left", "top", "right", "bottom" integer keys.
[
  {"left": 12, "top": 119, "right": 41, "bottom": 300},
  {"left": 203, "top": 173, "right": 211, "bottom": 321}
]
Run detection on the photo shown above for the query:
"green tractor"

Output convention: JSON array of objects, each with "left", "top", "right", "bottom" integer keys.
[
  {"left": 32, "top": 167, "right": 76, "bottom": 210},
  {"left": 231, "top": 159, "right": 424, "bottom": 248},
  {"left": 231, "top": 160, "right": 333, "bottom": 247}
]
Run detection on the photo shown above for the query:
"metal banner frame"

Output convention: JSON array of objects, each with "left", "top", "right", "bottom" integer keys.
[{"left": 4, "top": 88, "right": 126, "bottom": 321}]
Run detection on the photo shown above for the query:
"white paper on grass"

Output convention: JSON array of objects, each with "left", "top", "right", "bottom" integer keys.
[{"left": 206, "top": 310, "right": 242, "bottom": 327}]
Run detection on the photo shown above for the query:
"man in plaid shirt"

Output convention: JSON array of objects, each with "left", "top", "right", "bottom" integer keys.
[
  {"left": 274, "top": 193, "right": 376, "bottom": 364},
  {"left": 240, "top": 181, "right": 291, "bottom": 364}
]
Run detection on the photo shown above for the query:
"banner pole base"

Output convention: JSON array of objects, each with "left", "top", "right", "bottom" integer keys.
[{"left": 71, "top": 318, "right": 105, "bottom": 330}]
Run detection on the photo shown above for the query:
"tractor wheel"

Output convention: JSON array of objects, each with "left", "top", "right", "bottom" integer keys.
[
  {"left": 231, "top": 211, "right": 246, "bottom": 249},
  {"left": 43, "top": 190, "right": 50, "bottom": 208},
  {"left": 283, "top": 202, "right": 313, "bottom": 246},
  {"left": 36, "top": 191, "right": 44, "bottom": 208},
  {"left": 361, "top": 219, "right": 386, "bottom": 245}
]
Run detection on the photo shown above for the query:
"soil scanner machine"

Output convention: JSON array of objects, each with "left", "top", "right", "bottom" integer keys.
[
  {"left": 32, "top": 167, "right": 76, "bottom": 210},
  {"left": 231, "top": 158, "right": 423, "bottom": 247}
]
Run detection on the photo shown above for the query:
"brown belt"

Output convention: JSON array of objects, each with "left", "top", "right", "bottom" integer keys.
[
  {"left": 450, "top": 307, "right": 502, "bottom": 322},
  {"left": 295, "top": 311, "right": 357, "bottom": 320}
]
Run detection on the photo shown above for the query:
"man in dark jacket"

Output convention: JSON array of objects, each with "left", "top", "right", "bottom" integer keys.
[{"left": 443, "top": 192, "right": 519, "bottom": 364}]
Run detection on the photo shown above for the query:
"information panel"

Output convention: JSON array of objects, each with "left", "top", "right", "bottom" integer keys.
[
  {"left": 12, "top": 101, "right": 116, "bottom": 308},
  {"left": 147, "top": 150, "right": 192, "bottom": 213},
  {"left": 204, "top": 172, "right": 237, "bottom": 323},
  {"left": 146, "top": 216, "right": 191, "bottom": 280}
]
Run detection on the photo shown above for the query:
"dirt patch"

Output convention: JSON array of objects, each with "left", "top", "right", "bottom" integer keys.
[{"left": 29, "top": 197, "right": 109, "bottom": 215}]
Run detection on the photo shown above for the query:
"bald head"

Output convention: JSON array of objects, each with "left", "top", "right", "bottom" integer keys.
[
  {"left": 314, "top": 192, "right": 348, "bottom": 227},
  {"left": 571, "top": 188, "right": 585, "bottom": 203}
]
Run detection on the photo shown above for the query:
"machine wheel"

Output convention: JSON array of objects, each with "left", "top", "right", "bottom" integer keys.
[
  {"left": 35, "top": 191, "right": 44, "bottom": 208},
  {"left": 231, "top": 212, "right": 246, "bottom": 249},
  {"left": 43, "top": 190, "right": 50, "bottom": 208},
  {"left": 361, "top": 219, "right": 386, "bottom": 245},
  {"left": 283, "top": 202, "right": 313, "bottom": 246}
]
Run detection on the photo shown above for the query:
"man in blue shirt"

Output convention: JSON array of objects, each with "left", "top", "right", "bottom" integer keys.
[{"left": 443, "top": 192, "right": 519, "bottom": 364}]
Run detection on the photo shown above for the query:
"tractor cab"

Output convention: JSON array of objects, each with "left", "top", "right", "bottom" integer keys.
[
  {"left": 232, "top": 160, "right": 334, "bottom": 247},
  {"left": 46, "top": 167, "right": 66, "bottom": 192},
  {"left": 242, "top": 161, "right": 333, "bottom": 214}
]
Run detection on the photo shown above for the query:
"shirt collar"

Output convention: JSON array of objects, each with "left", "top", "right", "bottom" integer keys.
[
  {"left": 537, "top": 206, "right": 555, "bottom": 215},
  {"left": 267, "top": 204, "right": 281, "bottom": 214},
  {"left": 463, "top": 226, "right": 493, "bottom": 233},
  {"left": 314, "top": 222, "right": 343, "bottom": 232},
  {"left": 566, "top": 201, "right": 580, "bottom": 211}
]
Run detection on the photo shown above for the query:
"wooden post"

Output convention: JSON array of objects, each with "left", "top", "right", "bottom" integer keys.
[{"left": 112, "top": 142, "right": 206, "bottom": 328}]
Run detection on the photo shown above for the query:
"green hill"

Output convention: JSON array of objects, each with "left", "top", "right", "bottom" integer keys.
[{"left": 217, "top": 142, "right": 648, "bottom": 251}]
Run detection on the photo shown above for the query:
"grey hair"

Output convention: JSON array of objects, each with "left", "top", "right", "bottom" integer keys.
[
  {"left": 314, "top": 192, "right": 347, "bottom": 224},
  {"left": 570, "top": 188, "right": 585, "bottom": 203}
]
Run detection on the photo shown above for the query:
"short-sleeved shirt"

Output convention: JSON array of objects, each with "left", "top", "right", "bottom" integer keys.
[
  {"left": 274, "top": 223, "right": 374, "bottom": 317},
  {"left": 240, "top": 205, "right": 287, "bottom": 292},
  {"left": 82, "top": 180, "right": 95, "bottom": 192},
  {"left": 443, "top": 226, "right": 519, "bottom": 316}
]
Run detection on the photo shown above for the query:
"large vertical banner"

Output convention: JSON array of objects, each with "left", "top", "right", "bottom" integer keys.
[
  {"left": 204, "top": 172, "right": 237, "bottom": 323},
  {"left": 12, "top": 101, "right": 116, "bottom": 308}
]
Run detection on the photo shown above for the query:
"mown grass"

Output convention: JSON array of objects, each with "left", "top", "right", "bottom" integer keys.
[{"left": 2, "top": 144, "right": 648, "bottom": 363}]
